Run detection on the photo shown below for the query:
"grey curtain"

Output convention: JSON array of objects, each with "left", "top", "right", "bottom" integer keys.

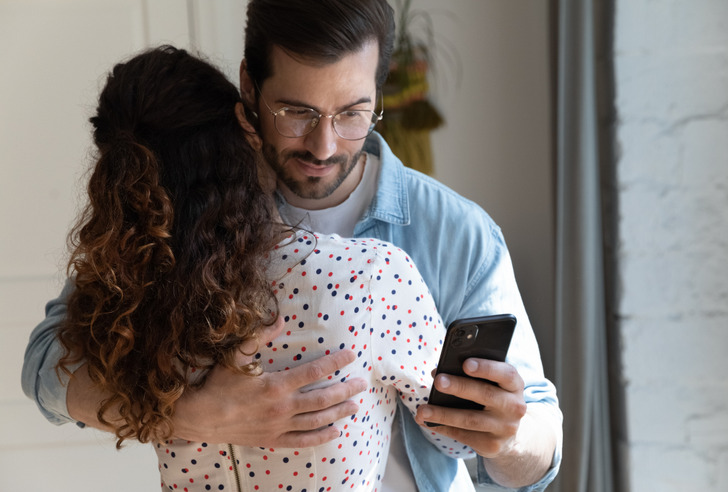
[{"left": 552, "top": 0, "right": 623, "bottom": 491}]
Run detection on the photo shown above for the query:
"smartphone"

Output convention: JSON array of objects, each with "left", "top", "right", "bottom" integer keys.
[{"left": 426, "top": 314, "right": 516, "bottom": 426}]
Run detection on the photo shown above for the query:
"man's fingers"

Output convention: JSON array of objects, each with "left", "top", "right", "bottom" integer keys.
[
  {"left": 257, "top": 315, "right": 286, "bottom": 346},
  {"left": 235, "top": 316, "right": 286, "bottom": 366},
  {"left": 416, "top": 404, "right": 498, "bottom": 433},
  {"left": 462, "top": 358, "right": 524, "bottom": 393},
  {"left": 416, "top": 419, "right": 505, "bottom": 458},
  {"left": 293, "top": 376, "right": 367, "bottom": 414},
  {"left": 431, "top": 362, "right": 526, "bottom": 417},
  {"left": 275, "top": 425, "right": 344, "bottom": 449},
  {"left": 432, "top": 373, "right": 500, "bottom": 408},
  {"left": 415, "top": 404, "right": 524, "bottom": 458},
  {"left": 291, "top": 398, "right": 361, "bottom": 432},
  {"left": 284, "top": 349, "right": 358, "bottom": 389}
]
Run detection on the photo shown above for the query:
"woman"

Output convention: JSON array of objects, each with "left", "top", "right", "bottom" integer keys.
[{"left": 57, "top": 46, "right": 471, "bottom": 491}]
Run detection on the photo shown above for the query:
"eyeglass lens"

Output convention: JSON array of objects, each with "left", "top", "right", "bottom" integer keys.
[{"left": 275, "top": 108, "right": 379, "bottom": 140}]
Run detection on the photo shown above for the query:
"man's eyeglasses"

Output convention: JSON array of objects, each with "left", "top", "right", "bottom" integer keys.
[{"left": 255, "top": 85, "right": 383, "bottom": 141}]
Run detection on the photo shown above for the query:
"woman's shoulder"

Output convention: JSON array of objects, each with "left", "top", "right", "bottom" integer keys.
[
  {"left": 267, "top": 231, "right": 422, "bottom": 289},
  {"left": 314, "top": 234, "right": 416, "bottom": 270}
]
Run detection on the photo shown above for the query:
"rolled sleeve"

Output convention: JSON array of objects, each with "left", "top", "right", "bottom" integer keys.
[
  {"left": 21, "top": 279, "right": 80, "bottom": 425},
  {"left": 476, "top": 457, "right": 561, "bottom": 492}
]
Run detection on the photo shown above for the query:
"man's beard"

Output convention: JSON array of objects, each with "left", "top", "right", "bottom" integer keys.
[{"left": 262, "top": 143, "right": 363, "bottom": 200}]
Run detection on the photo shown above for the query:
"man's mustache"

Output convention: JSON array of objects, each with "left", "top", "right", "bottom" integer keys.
[{"left": 286, "top": 151, "right": 347, "bottom": 167}]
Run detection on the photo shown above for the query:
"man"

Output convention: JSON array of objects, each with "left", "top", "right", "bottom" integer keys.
[{"left": 22, "top": 1, "right": 561, "bottom": 490}]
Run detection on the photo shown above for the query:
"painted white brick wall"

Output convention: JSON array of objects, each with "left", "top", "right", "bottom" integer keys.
[{"left": 614, "top": 1, "right": 728, "bottom": 491}]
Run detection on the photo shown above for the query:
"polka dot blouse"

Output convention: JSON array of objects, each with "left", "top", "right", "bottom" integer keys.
[{"left": 155, "top": 232, "right": 473, "bottom": 491}]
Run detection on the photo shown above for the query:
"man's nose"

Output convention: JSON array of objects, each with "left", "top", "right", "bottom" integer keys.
[{"left": 302, "top": 115, "right": 338, "bottom": 161}]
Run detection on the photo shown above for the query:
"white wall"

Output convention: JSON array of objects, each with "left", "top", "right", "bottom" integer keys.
[
  {"left": 0, "top": 1, "right": 246, "bottom": 490},
  {"left": 1, "top": 2, "right": 157, "bottom": 490},
  {"left": 418, "top": 1, "right": 555, "bottom": 378},
  {"left": 0, "top": 1, "right": 553, "bottom": 491},
  {"left": 614, "top": 1, "right": 728, "bottom": 491}
]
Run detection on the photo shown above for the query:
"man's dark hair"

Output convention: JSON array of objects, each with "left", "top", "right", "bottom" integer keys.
[{"left": 244, "top": 0, "right": 395, "bottom": 89}]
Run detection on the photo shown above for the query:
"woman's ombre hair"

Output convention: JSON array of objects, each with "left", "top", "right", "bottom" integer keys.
[{"left": 58, "top": 46, "right": 279, "bottom": 447}]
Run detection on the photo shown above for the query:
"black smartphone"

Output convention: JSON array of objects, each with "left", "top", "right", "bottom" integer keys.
[{"left": 426, "top": 314, "right": 516, "bottom": 426}]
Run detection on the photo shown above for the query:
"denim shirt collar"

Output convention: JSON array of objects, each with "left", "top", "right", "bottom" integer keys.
[{"left": 357, "top": 132, "right": 410, "bottom": 231}]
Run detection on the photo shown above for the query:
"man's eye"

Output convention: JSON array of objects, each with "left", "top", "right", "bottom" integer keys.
[
  {"left": 282, "top": 108, "right": 314, "bottom": 118},
  {"left": 339, "top": 111, "right": 363, "bottom": 120}
]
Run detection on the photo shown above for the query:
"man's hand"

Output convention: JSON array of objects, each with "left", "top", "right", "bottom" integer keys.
[
  {"left": 416, "top": 358, "right": 526, "bottom": 456},
  {"left": 172, "top": 317, "right": 368, "bottom": 447},
  {"left": 68, "top": 317, "right": 368, "bottom": 448},
  {"left": 415, "top": 358, "right": 556, "bottom": 488}
]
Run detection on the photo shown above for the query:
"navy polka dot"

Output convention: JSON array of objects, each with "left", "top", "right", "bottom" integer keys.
[{"left": 154, "top": 234, "right": 471, "bottom": 491}]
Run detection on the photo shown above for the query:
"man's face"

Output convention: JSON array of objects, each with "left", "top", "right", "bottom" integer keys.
[{"left": 251, "top": 42, "right": 380, "bottom": 210}]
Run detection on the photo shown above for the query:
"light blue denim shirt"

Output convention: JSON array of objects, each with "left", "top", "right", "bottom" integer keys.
[
  {"left": 21, "top": 132, "right": 561, "bottom": 491},
  {"left": 22, "top": 279, "right": 78, "bottom": 426},
  {"left": 350, "top": 134, "right": 561, "bottom": 492}
]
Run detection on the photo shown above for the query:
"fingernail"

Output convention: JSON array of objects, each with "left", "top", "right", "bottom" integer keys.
[
  {"left": 419, "top": 406, "right": 432, "bottom": 418},
  {"left": 438, "top": 375, "right": 451, "bottom": 388},
  {"left": 465, "top": 359, "right": 478, "bottom": 373}
]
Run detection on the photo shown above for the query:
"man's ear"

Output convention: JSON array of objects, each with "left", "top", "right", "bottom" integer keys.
[
  {"left": 235, "top": 102, "right": 262, "bottom": 152},
  {"left": 239, "top": 59, "right": 255, "bottom": 107}
]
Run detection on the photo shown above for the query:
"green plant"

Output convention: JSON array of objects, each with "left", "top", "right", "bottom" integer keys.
[
  {"left": 384, "top": 0, "right": 443, "bottom": 130},
  {"left": 380, "top": 0, "right": 460, "bottom": 174}
]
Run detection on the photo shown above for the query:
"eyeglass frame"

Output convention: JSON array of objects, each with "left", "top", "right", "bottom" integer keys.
[{"left": 253, "top": 82, "right": 384, "bottom": 141}]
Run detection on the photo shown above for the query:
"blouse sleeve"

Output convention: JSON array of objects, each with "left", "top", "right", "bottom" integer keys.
[{"left": 365, "top": 240, "right": 474, "bottom": 458}]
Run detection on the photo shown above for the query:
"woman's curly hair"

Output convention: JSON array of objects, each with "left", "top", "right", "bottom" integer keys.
[{"left": 57, "top": 46, "right": 279, "bottom": 447}]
